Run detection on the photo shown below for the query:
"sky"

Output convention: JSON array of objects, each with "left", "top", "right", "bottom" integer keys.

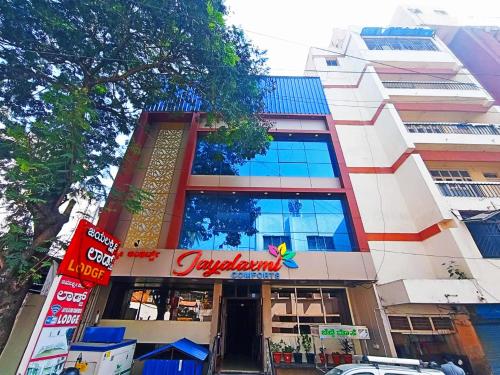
[{"left": 226, "top": 0, "right": 500, "bottom": 76}]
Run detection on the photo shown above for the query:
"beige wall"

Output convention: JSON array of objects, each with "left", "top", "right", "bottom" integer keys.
[
  {"left": 99, "top": 319, "right": 211, "bottom": 345},
  {"left": 0, "top": 294, "right": 46, "bottom": 375},
  {"left": 111, "top": 249, "right": 376, "bottom": 281},
  {"left": 348, "top": 285, "right": 397, "bottom": 357}
]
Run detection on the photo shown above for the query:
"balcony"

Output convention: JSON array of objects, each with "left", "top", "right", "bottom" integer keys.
[
  {"left": 405, "top": 122, "right": 500, "bottom": 135},
  {"left": 381, "top": 80, "right": 494, "bottom": 109},
  {"left": 360, "top": 38, "right": 461, "bottom": 71},
  {"left": 383, "top": 81, "right": 478, "bottom": 90},
  {"left": 435, "top": 181, "right": 500, "bottom": 198}
]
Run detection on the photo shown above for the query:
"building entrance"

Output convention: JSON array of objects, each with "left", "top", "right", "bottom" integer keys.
[{"left": 220, "top": 283, "right": 262, "bottom": 372}]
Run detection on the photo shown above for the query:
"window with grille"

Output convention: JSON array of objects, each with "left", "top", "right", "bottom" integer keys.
[
  {"left": 430, "top": 170, "right": 472, "bottom": 182},
  {"left": 464, "top": 214, "right": 500, "bottom": 258},
  {"left": 483, "top": 172, "right": 499, "bottom": 181},
  {"left": 326, "top": 58, "right": 338, "bottom": 66},
  {"left": 410, "top": 317, "right": 433, "bottom": 330},
  {"left": 363, "top": 37, "right": 438, "bottom": 51},
  {"left": 432, "top": 317, "right": 454, "bottom": 330},
  {"left": 388, "top": 316, "right": 411, "bottom": 330}
]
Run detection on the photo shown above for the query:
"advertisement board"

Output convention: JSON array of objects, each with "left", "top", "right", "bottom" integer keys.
[
  {"left": 319, "top": 324, "right": 370, "bottom": 340},
  {"left": 24, "top": 276, "right": 90, "bottom": 375},
  {"left": 58, "top": 219, "right": 120, "bottom": 286}
]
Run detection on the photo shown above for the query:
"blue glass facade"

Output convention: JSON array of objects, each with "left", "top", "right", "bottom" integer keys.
[
  {"left": 178, "top": 193, "right": 355, "bottom": 252},
  {"left": 192, "top": 135, "right": 338, "bottom": 178}
]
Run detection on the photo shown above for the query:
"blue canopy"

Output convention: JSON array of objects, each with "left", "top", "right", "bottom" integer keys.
[{"left": 136, "top": 338, "right": 209, "bottom": 362}]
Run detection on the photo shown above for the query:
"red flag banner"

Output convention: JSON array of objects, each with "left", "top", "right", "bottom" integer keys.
[{"left": 58, "top": 219, "right": 120, "bottom": 286}]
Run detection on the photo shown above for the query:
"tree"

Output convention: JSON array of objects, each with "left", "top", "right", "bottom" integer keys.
[{"left": 0, "top": 0, "right": 271, "bottom": 353}]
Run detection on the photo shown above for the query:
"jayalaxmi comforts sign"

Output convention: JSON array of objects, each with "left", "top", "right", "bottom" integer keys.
[
  {"left": 172, "top": 243, "right": 298, "bottom": 279},
  {"left": 319, "top": 325, "right": 370, "bottom": 340}
]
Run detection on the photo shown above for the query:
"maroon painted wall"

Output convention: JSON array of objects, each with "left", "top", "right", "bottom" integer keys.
[{"left": 447, "top": 27, "right": 500, "bottom": 105}]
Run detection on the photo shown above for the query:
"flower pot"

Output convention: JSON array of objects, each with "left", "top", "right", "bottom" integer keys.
[
  {"left": 283, "top": 353, "right": 293, "bottom": 363},
  {"left": 305, "top": 353, "right": 315, "bottom": 364},
  {"left": 273, "top": 352, "right": 282, "bottom": 363},
  {"left": 293, "top": 353, "right": 302, "bottom": 363},
  {"left": 319, "top": 353, "right": 327, "bottom": 364},
  {"left": 340, "top": 354, "right": 352, "bottom": 364},
  {"left": 331, "top": 353, "right": 341, "bottom": 366}
]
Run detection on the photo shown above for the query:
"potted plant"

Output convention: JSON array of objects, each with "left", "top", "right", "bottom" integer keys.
[
  {"left": 270, "top": 340, "right": 283, "bottom": 363},
  {"left": 282, "top": 341, "right": 294, "bottom": 364},
  {"left": 293, "top": 336, "right": 302, "bottom": 364},
  {"left": 319, "top": 346, "right": 327, "bottom": 365},
  {"left": 338, "top": 338, "right": 353, "bottom": 364},
  {"left": 331, "top": 351, "right": 341, "bottom": 366},
  {"left": 301, "top": 334, "right": 315, "bottom": 364}
]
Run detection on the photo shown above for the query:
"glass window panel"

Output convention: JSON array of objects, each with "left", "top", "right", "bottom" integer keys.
[
  {"left": 256, "top": 213, "right": 284, "bottom": 233},
  {"left": 253, "top": 149, "right": 279, "bottom": 163},
  {"left": 305, "top": 149, "right": 332, "bottom": 163},
  {"left": 316, "top": 214, "right": 348, "bottom": 233},
  {"left": 287, "top": 214, "right": 318, "bottom": 232},
  {"left": 303, "top": 141, "right": 329, "bottom": 151},
  {"left": 314, "top": 199, "right": 344, "bottom": 214},
  {"left": 283, "top": 198, "right": 316, "bottom": 215},
  {"left": 278, "top": 149, "right": 307, "bottom": 163},
  {"left": 214, "top": 232, "right": 251, "bottom": 250},
  {"left": 308, "top": 163, "right": 335, "bottom": 178},
  {"left": 218, "top": 193, "right": 250, "bottom": 213},
  {"left": 332, "top": 233, "right": 353, "bottom": 251},
  {"left": 250, "top": 162, "right": 280, "bottom": 176},
  {"left": 279, "top": 163, "right": 309, "bottom": 177},
  {"left": 180, "top": 231, "right": 214, "bottom": 250},
  {"left": 234, "top": 162, "right": 251, "bottom": 176},
  {"left": 215, "top": 212, "right": 255, "bottom": 231},
  {"left": 277, "top": 141, "right": 305, "bottom": 150},
  {"left": 291, "top": 233, "right": 309, "bottom": 251},
  {"left": 255, "top": 197, "right": 283, "bottom": 213}
]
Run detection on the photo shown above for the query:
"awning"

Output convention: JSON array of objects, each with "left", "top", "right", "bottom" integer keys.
[
  {"left": 462, "top": 210, "right": 500, "bottom": 222},
  {"left": 136, "top": 338, "right": 209, "bottom": 361},
  {"left": 451, "top": 209, "right": 500, "bottom": 222}
]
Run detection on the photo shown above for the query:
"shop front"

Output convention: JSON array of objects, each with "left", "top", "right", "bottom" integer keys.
[{"left": 93, "top": 247, "right": 396, "bottom": 372}]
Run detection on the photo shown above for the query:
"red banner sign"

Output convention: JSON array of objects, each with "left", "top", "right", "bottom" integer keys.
[
  {"left": 25, "top": 276, "right": 90, "bottom": 374},
  {"left": 58, "top": 219, "right": 120, "bottom": 286}
]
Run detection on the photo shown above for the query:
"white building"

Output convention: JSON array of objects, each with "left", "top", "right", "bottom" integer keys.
[{"left": 306, "top": 9, "right": 500, "bottom": 374}]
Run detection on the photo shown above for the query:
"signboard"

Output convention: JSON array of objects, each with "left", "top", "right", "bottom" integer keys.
[
  {"left": 58, "top": 219, "right": 120, "bottom": 286},
  {"left": 172, "top": 243, "right": 298, "bottom": 279},
  {"left": 319, "top": 325, "right": 370, "bottom": 340},
  {"left": 21, "top": 276, "right": 90, "bottom": 375}
]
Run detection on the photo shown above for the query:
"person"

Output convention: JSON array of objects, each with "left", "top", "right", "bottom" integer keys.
[
  {"left": 440, "top": 357, "right": 465, "bottom": 375},
  {"left": 60, "top": 367, "right": 80, "bottom": 375}
]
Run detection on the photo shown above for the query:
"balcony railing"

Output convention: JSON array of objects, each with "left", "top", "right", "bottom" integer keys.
[
  {"left": 435, "top": 181, "right": 500, "bottom": 198},
  {"left": 405, "top": 122, "right": 500, "bottom": 135},
  {"left": 382, "top": 81, "right": 479, "bottom": 90}
]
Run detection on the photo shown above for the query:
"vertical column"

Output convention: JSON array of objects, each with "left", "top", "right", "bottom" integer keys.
[
  {"left": 210, "top": 282, "right": 223, "bottom": 340},
  {"left": 262, "top": 284, "right": 272, "bottom": 338},
  {"left": 348, "top": 285, "right": 396, "bottom": 357}
]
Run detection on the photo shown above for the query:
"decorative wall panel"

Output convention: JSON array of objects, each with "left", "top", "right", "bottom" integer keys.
[{"left": 124, "top": 129, "right": 183, "bottom": 248}]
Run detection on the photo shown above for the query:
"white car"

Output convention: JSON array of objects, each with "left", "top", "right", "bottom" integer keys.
[{"left": 325, "top": 356, "right": 445, "bottom": 375}]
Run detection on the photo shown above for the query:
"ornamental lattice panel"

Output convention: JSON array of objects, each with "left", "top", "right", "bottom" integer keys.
[{"left": 124, "top": 129, "right": 183, "bottom": 248}]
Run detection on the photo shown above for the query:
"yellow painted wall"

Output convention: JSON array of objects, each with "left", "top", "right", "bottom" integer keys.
[{"left": 426, "top": 161, "right": 500, "bottom": 181}]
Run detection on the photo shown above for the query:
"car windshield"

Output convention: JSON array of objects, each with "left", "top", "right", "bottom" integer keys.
[{"left": 326, "top": 369, "right": 345, "bottom": 375}]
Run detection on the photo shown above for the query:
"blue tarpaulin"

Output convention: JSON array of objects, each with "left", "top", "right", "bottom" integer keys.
[
  {"left": 143, "top": 360, "right": 202, "bottom": 375},
  {"left": 361, "top": 27, "right": 435, "bottom": 37},
  {"left": 136, "top": 338, "right": 209, "bottom": 361}
]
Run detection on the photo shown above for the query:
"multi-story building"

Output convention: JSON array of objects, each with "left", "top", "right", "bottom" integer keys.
[
  {"left": 88, "top": 76, "right": 397, "bottom": 373},
  {"left": 392, "top": 5, "right": 500, "bottom": 105},
  {"left": 305, "top": 11, "right": 500, "bottom": 375}
]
